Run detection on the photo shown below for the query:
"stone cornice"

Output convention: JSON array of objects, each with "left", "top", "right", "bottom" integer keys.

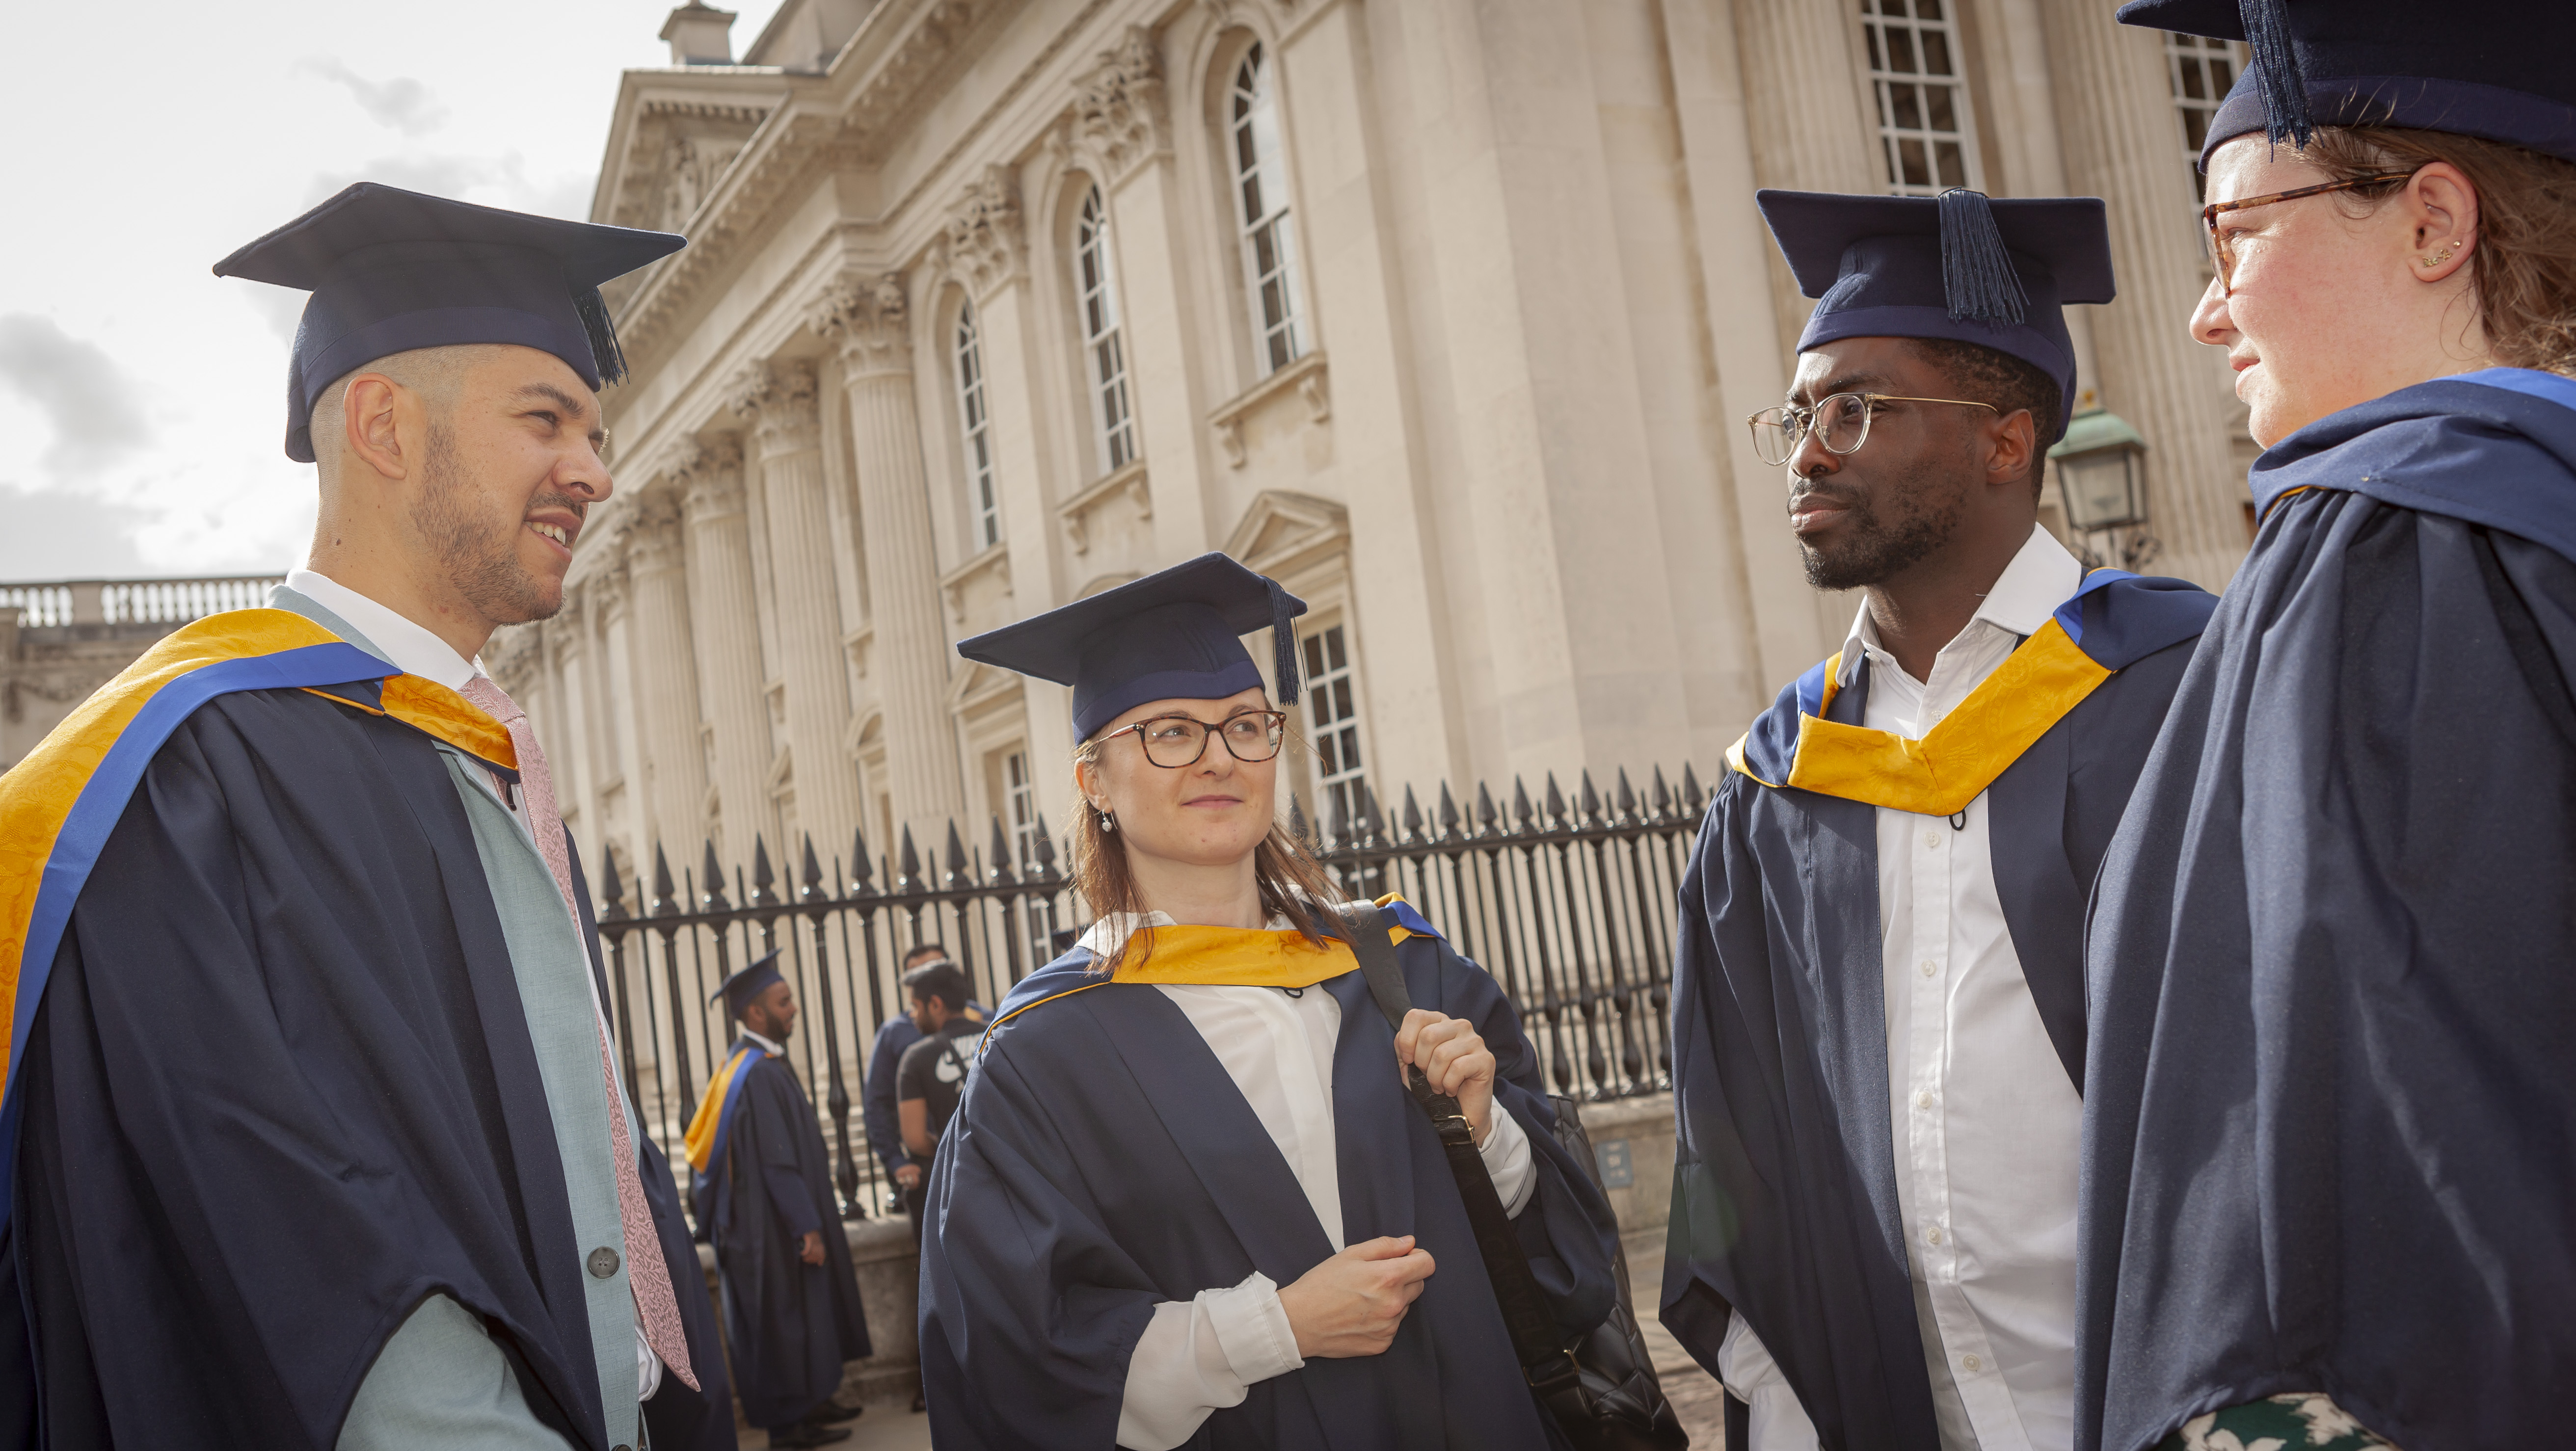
[{"left": 808, "top": 269, "right": 913, "bottom": 377}]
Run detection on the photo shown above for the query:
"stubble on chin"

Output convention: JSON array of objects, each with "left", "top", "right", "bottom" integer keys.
[
  {"left": 1797, "top": 463, "right": 1967, "bottom": 593},
  {"left": 411, "top": 422, "right": 564, "bottom": 627}
]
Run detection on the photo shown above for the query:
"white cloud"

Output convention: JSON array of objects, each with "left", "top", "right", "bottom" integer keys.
[
  {"left": 295, "top": 58, "right": 448, "bottom": 138},
  {"left": 0, "top": 315, "right": 152, "bottom": 477}
]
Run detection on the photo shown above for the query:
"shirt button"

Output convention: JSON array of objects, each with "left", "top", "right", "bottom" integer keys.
[
  {"left": 1915, "top": 1090, "right": 1935, "bottom": 1109},
  {"left": 1962, "top": 1354, "right": 1982, "bottom": 1372},
  {"left": 1922, "top": 830, "right": 1941, "bottom": 849},
  {"left": 1920, "top": 960, "right": 1937, "bottom": 977},
  {"left": 588, "top": 1246, "right": 620, "bottom": 1279},
  {"left": 1925, "top": 1226, "right": 1943, "bottom": 1246}
]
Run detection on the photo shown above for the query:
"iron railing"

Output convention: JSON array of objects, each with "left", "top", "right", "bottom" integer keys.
[{"left": 598, "top": 764, "right": 1712, "bottom": 1222}]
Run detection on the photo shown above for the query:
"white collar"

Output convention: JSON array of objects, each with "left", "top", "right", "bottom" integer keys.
[
  {"left": 741, "top": 1027, "right": 784, "bottom": 1056},
  {"left": 1075, "top": 909, "right": 1294, "bottom": 961},
  {"left": 284, "top": 568, "right": 483, "bottom": 691},
  {"left": 1836, "top": 525, "right": 2086, "bottom": 688}
]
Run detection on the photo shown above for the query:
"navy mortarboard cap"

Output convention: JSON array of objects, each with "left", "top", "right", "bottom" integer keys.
[
  {"left": 213, "top": 183, "right": 686, "bottom": 463},
  {"left": 2120, "top": 0, "right": 2576, "bottom": 168},
  {"left": 956, "top": 553, "right": 1308, "bottom": 740},
  {"left": 711, "top": 952, "right": 786, "bottom": 1019},
  {"left": 1758, "top": 188, "right": 2114, "bottom": 432}
]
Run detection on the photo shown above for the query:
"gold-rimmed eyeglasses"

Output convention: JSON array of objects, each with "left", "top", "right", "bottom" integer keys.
[
  {"left": 1746, "top": 393, "right": 1999, "bottom": 469},
  {"left": 2201, "top": 172, "right": 2417, "bottom": 295},
  {"left": 1092, "top": 710, "right": 1288, "bottom": 768}
]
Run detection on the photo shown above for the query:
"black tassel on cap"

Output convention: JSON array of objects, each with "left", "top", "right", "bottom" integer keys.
[
  {"left": 2238, "top": 0, "right": 2313, "bottom": 149},
  {"left": 1936, "top": 188, "right": 2027, "bottom": 326},
  {"left": 1266, "top": 577, "right": 1302, "bottom": 709},
  {"left": 573, "top": 284, "right": 630, "bottom": 387}
]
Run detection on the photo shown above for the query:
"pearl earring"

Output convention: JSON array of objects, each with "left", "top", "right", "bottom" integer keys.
[{"left": 1098, "top": 807, "right": 1116, "bottom": 833}]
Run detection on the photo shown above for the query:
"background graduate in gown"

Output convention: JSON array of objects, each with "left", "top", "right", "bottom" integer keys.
[
  {"left": 920, "top": 554, "right": 1620, "bottom": 1451},
  {"left": 687, "top": 956, "right": 869, "bottom": 1450},
  {"left": 0, "top": 185, "right": 731, "bottom": 1451},
  {"left": 2079, "top": 6, "right": 2576, "bottom": 1451},
  {"left": 1659, "top": 188, "right": 2214, "bottom": 1451}
]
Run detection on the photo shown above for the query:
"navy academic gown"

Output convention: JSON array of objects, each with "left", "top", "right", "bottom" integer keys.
[
  {"left": 694, "top": 1046, "right": 871, "bottom": 1428},
  {"left": 916, "top": 925, "right": 1622, "bottom": 1451},
  {"left": 2079, "top": 369, "right": 2576, "bottom": 1451},
  {"left": 0, "top": 670, "right": 732, "bottom": 1451},
  {"left": 1662, "top": 575, "right": 2213, "bottom": 1451}
]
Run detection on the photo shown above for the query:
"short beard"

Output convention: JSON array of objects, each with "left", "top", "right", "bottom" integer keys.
[
  {"left": 1796, "top": 456, "right": 1969, "bottom": 592},
  {"left": 409, "top": 419, "right": 564, "bottom": 627}
]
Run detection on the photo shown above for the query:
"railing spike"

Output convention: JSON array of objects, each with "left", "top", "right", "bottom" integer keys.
[
  {"left": 1357, "top": 782, "right": 1382, "bottom": 845},
  {"left": 1400, "top": 785, "right": 1424, "bottom": 844},
  {"left": 1288, "top": 792, "right": 1312, "bottom": 850},
  {"left": 652, "top": 844, "right": 679, "bottom": 916},
  {"left": 1436, "top": 781, "right": 1461, "bottom": 841},
  {"left": 1511, "top": 777, "right": 1534, "bottom": 827},
  {"left": 1030, "top": 813, "right": 1059, "bottom": 879},
  {"left": 1477, "top": 781, "right": 1500, "bottom": 834},
  {"left": 850, "top": 828, "right": 876, "bottom": 896},
  {"left": 1681, "top": 762, "right": 1705, "bottom": 814},
  {"left": 1650, "top": 765, "right": 1672, "bottom": 820},
  {"left": 1544, "top": 773, "right": 1567, "bottom": 824},
  {"left": 800, "top": 834, "right": 825, "bottom": 901},
  {"left": 898, "top": 826, "right": 922, "bottom": 891},
  {"left": 1579, "top": 770, "right": 1601, "bottom": 822},
  {"left": 943, "top": 820, "right": 971, "bottom": 889},
  {"left": 599, "top": 844, "right": 628, "bottom": 921},
  {"left": 1327, "top": 787, "right": 1352, "bottom": 852},
  {"left": 700, "top": 840, "right": 732, "bottom": 912},
  {"left": 988, "top": 816, "right": 1019, "bottom": 886},
  {"left": 1614, "top": 767, "right": 1637, "bottom": 821},
  {"left": 750, "top": 835, "right": 776, "bottom": 905}
]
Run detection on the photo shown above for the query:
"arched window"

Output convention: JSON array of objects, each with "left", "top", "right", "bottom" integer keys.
[
  {"left": 954, "top": 299, "right": 1000, "bottom": 549},
  {"left": 1229, "top": 43, "right": 1307, "bottom": 373},
  {"left": 1073, "top": 186, "right": 1138, "bottom": 475}
]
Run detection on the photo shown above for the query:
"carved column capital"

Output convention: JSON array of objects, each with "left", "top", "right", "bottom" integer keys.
[
  {"left": 626, "top": 490, "right": 689, "bottom": 575},
  {"left": 676, "top": 433, "right": 748, "bottom": 522},
  {"left": 1076, "top": 26, "right": 1168, "bottom": 181},
  {"left": 726, "top": 358, "right": 821, "bottom": 457},
  {"left": 810, "top": 270, "right": 913, "bottom": 378},
  {"left": 944, "top": 166, "right": 1024, "bottom": 298}
]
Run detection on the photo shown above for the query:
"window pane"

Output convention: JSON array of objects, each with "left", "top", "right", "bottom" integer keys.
[
  {"left": 1921, "top": 30, "right": 1952, "bottom": 76},
  {"left": 1899, "top": 137, "right": 1930, "bottom": 186},
  {"left": 1893, "top": 83, "right": 1922, "bottom": 130},
  {"left": 1934, "top": 140, "right": 1966, "bottom": 187},
  {"left": 1865, "top": 1, "right": 1978, "bottom": 196},
  {"left": 1926, "top": 83, "right": 1956, "bottom": 132},
  {"left": 1887, "top": 28, "right": 1917, "bottom": 73}
]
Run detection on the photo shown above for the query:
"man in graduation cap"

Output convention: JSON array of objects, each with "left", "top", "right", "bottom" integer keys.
[
  {"left": 919, "top": 553, "right": 1621, "bottom": 1451},
  {"left": 0, "top": 184, "right": 731, "bottom": 1450},
  {"left": 686, "top": 955, "right": 869, "bottom": 1450},
  {"left": 1658, "top": 189, "right": 2217, "bottom": 1451},
  {"left": 2071, "top": 6, "right": 2576, "bottom": 1450}
]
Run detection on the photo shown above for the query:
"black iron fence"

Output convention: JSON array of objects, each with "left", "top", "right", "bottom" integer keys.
[{"left": 597, "top": 764, "right": 1713, "bottom": 1223}]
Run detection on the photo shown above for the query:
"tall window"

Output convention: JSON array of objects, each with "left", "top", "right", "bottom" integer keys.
[
  {"left": 1300, "top": 624, "right": 1367, "bottom": 838},
  {"left": 1230, "top": 43, "right": 1307, "bottom": 375},
  {"left": 954, "top": 300, "right": 1000, "bottom": 549},
  {"left": 2165, "top": 32, "right": 2245, "bottom": 197},
  {"left": 1860, "top": 0, "right": 1975, "bottom": 195},
  {"left": 1074, "top": 186, "right": 1138, "bottom": 475},
  {"left": 1002, "top": 749, "right": 1041, "bottom": 869}
]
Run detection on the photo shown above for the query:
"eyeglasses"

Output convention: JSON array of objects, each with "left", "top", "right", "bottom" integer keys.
[
  {"left": 1093, "top": 711, "right": 1288, "bottom": 768},
  {"left": 1745, "top": 393, "right": 1999, "bottom": 468},
  {"left": 2201, "top": 172, "right": 2417, "bottom": 295}
]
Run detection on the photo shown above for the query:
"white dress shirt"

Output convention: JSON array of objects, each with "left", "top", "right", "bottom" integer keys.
[
  {"left": 1079, "top": 913, "right": 1537, "bottom": 1451},
  {"left": 283, "top": 569, "right": 666, "bottom": 1404},
  {"left": 1717, "top": 528, "right": 2086, "bottom": 1451}
]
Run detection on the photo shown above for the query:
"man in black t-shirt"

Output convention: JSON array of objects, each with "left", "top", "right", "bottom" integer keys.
[{"left": 893, "top": 960, "right": 978, "bottom": 1232}]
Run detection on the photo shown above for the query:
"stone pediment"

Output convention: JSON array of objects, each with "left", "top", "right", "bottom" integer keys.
[
  {"left": 591, "top": 67, "right": 785, "bottom": 260},
  {"left": 1223, "top": 490, "right": 1350, "bottom": 579}
]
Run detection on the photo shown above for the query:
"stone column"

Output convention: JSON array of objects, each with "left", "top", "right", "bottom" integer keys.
[
  {"left": 810, "top": 272, "right": 966, "bottom": 854},
  {"left": 729, "top": 359, "right": 863, "bottom": 867},
  {"left": 2040, "top": 6, "right": 2248, "bottom": 589},
  {"left": 622, "top": 488, "right": 711, "bottom": 858},
  {"left": 1733, "top": 0, "right": 1885, "bottom": 358},
  {"left": 678, "top": 435, "right": 777, "bottom": 865}
]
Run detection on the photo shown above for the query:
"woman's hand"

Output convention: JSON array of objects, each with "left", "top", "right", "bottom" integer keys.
[
  {"left": 1394, "top": 1009, "right": 1499, "bottom": 1146},
  {"left": 1277, "top": 1236, "right": 1437, "bottom": 1358}
]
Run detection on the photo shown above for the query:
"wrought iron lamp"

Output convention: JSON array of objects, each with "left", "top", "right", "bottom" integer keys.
[{"left": 2049, "top": 404, "right": 2157, "bottom": 568}]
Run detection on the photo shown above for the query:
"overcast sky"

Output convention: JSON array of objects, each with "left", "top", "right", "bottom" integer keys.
[{"left": 0, "top": 0, "right": 781, "bottom": 581}]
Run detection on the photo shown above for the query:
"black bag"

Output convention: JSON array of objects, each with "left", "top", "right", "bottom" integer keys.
[{"left": 1342, "top": 903, "right": 1689, "bottom": 1450}]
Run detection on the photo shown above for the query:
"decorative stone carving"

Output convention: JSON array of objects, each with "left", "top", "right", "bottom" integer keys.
[
  {"left": 944, "top": 166, "right": 1024, "bottom": 297},
  {"left": 676, "top": 434, "right": 747, "bottom": 519},
  {"left": 809, "top": 270, "right": 913, "bottom": 377},
  {"left": 1076, "top": 26, "right": 1168, "bottom": 180},
  {"left": 625, "top": 490, "right": 689, "bottom": 575},
  {"left": 726, "top": 359, "right": 821, "bottom": 456}
]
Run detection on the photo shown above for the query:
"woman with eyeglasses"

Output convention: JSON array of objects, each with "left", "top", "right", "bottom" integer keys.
[
  {"left": 2078, "top": 6, "right": 2576, "bottom": 1451},
  {"left": 913, "top": 554, "right": 1619, "bottom": 1451}
]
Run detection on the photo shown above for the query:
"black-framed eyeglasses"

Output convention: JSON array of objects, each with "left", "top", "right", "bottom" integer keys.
[
  {"left": 2201, "top": 172, "right": 2417, "bottom": 295},
  {"left": 1093, "top": 710, "right": 1288, "bottom": 768},
  {"left": 1745, "top": 393, "right": 1999, "bottom": 468}
]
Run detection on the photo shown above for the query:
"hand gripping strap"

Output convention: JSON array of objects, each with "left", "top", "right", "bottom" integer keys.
[{"left": 1339, "top": 903, "right": 1582, "bottom": 1398}]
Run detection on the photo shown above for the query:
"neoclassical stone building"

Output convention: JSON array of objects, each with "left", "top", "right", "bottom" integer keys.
[{"left": 494, "top": 0, "right": 2257, "bottom": 889}]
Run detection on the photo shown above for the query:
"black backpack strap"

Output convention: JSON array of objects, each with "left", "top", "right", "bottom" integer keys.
[{"left": 1339, "top": 902, "right": 1580, "bottom": 1398}]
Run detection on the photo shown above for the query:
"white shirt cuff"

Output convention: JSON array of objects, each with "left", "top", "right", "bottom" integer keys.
[
  {"left": 1116, "top": 1272, "right": 1303, "bottom": 1451},
  {"left": 1715, "top": 1313, "right": 1822, "bottom": 1451},
  {"left": 1481, "top": 1104, "right": 1538, "bottom": 1216},
  {"left": 635, "top": 1320, "right": 661, "bottom": 1402}
]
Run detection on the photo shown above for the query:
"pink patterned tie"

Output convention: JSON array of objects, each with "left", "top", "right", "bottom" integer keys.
[{"left": 460, "top": 674, "right": 700, "bottom": 1394}]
